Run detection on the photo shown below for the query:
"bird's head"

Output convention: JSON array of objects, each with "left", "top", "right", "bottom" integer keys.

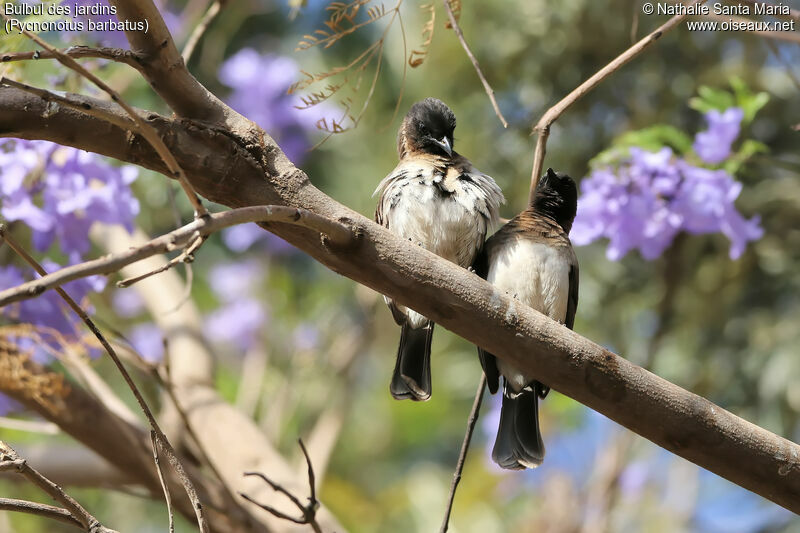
[
  {"left": 532, "top": 168, "right": 578, "bottom": 233},
  {"left": 398, "top": 97, "right": 457, "bottom": 159}
]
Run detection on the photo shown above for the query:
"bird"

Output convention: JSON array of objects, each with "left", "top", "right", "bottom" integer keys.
[
  {"left": 473, "top": 168, "right": 579, "bottom": 469},
  {"left": 374, "top": 97, "right": 504, "bottom": 401}
]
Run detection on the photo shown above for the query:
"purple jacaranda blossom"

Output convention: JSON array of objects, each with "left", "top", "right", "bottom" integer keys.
[
  {"left": 112, "top": 289, "right": 145, "bottom": 319},
  {"left": 0, "top": 140, "right": 140, "bottom": 262},
  {"left": 0, "top": 262, "right": 105, "bottom": 358},
  {"left": 208, "top": 260, "right": 263, "bottom": 301},
  {"left": 219, "top": 49, "right": 335, "bottom": 163},
  {"left": 693, "top": 107, "right": 744, "bottom": 164},
  {"left": 205, "top": 298, "right": 268, "bottom": 351},
  {"left": 572, "top": 145, "right": 761, "bottom": 260},
  {"left": 221, "top": 224, "right": 298, "bottom": 255},
  {"left": 127, "top": 323, "right": 164, "bottom": 363},
  {"left": 205, "top": 260, "right": 268, "bottom": 351}
]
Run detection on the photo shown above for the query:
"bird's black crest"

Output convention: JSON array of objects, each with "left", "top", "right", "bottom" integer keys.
[
  {"left": 399, "top": 97, "right": 457, "bottom": 157},
  {"left": 533, "top": 168, "right": 578, "bottom": 233}
]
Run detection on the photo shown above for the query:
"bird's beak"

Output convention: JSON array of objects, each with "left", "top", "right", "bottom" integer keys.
[{"left": 433, "top": 136, "right": 452, "bottom": 157}]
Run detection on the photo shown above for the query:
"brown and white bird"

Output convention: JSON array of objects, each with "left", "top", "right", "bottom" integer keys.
[
  {"left": 474, "top": 168, "right": 578, "bottom": 469},
  {"left": 374, "top": 97, "right": 504, "bottom": 401}
]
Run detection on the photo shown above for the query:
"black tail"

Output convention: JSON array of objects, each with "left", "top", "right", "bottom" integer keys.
[
  {"left": 492, "top": 381, "right": 545, "bottom": 469},
  {"left": 390, "top": 322, "right": 434, "bottom": 401}
]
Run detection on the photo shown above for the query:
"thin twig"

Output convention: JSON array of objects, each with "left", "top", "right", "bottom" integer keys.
[
  {"left": 0, "top": 7, "right": 208, "bottom": 218},
  {"left": 151, "top": 431, "right": 175, "bottom": 533},
  {"left": 0, "top": 232, "right": 210, "bottom": 533},
  {"left": 182, "top": 0, "right": 227, "bottom": 64},
  {"left": 0, "top": 498, "right": 83, "bottom": 530},
  {"left": 441, "top": 0, "right": 508, "bottom": 128},
  {"left": 241, "top": 439, "right": 322, "bottom": 533},
  {"left": 439, "top": 373, "right": 486, "bottom": 533},
  {"left": 0, "top": 206, "right": 353, "bottom": 307},
  {"left": 0, "top": 441, "right": 120, "bottom": 533},
  {"left": 1, "top": 45, "right": 142, "bottom": 71},
  {"left": 528, "top": 0, "right": 706, "bottom": 201},
  {"left": 117, "top": 235, "right": 206, "bottom": 288}
]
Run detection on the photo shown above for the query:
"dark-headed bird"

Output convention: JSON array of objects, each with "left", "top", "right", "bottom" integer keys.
[
  {"left": 474, "top": 168, "right": 578, "bottom": 469},
  {"left": 374, "top": 97, "right": 504, "bottom": 401}
]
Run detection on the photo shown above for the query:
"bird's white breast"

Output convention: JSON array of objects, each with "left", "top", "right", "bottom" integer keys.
[{"left": 487, "top": 239, "right": 570, "bottom": 390}]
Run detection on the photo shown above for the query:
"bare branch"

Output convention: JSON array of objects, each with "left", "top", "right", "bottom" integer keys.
[
  {"left": 1, "top": 45, "right": 142, "bottom": 71},
  {"left": 183, "top": 0, "right": 228, "bottom": 64},
  {"left": 528, "top": 0, "right": 706, "bottom": 202},
  {"left": 241, "top": 439, "right": 322, "bottom": 533},
  {"left": 0, "top": 231, "right": 210, "bottom": 533},
  {"left": 0, "top": 441, "right": 120, "bottom": 533},
  {"left": 441, "top": 0, "right": 508, "bottom": 128},
  {"left": 0, "top": 206, "right": 353, "bottom": 307},
  {"left": 117, "top": 234, "right": 206, "bottom": 288},
  {"left": 440, "top": 374, "right": 486, "bottom": 533},
  {"left": 0, "top": 8, "right": 208, "bottom": 217},
  {"left": 0, "top": 498, "right": 83, "bottom": 530},
  {"left": 151, "top": 431, "right": 176, "bottom": 533}
]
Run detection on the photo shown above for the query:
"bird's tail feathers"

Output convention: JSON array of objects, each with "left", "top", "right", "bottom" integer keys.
[
  {"left": 492, "top": 380, "right": 545, "bottom": 469},
  {"left": 390, "top": 322, "right": 434, "bottom": 401}
]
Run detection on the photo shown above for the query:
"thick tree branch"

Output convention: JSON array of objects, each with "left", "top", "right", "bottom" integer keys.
[
  {"left": 528, "top": 0, "right": 706, "bottom": 201},
  {"left": 4, "top": 53, "right": 800, "bottom": 514}
]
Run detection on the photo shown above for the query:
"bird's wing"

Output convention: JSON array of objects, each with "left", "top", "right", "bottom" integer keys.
[
  {"left": 565, "top": 250, "right": 579, "bottom": 331},
  {"left": 473, "top": 235, "right": 501, "bottom": 394}
]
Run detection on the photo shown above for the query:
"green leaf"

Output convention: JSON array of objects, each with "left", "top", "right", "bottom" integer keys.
[{"left": 589, "top": 124, "right": 692, "bottom": 168}]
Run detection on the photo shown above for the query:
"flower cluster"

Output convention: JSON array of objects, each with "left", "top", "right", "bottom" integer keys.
[
  {"left": 204, "top": 260, "right": 269, "bottom": 351},
  {"left": 571, "top": 108, "right": 762, "bottom": 260},
  {"left": 0, "top": 139, "right": 138, "bottom": 338}
]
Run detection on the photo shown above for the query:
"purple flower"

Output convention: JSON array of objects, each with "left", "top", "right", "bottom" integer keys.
[
  {"left": 208, "top": 260, "right": 263, "bottom": 301},
  {"left": 219, "top": 49, "right": 335, "bottom": 163},
  {"left": 112, "top": 289, "right": 145, "bottom": 318},
  {"left": 0, "top": 140, "right": 140, "bottom": 262},
  {"left": 205, "top": 298, "right": 268, "bottom": 351},
  {"left": 0, "top": 261, "right": 105, "bottom": 344},
  {"left": 221, "top": 224, "right": 298, "bottom": 254},
  {"left": 573, "top": 142, "right": 761, "bottom": 260},
  {"left": 127, "top": 323, "right": 164, "bottom": 363},
  {"left": 693, "top": 108, "right": 744, "bottom": 164}
]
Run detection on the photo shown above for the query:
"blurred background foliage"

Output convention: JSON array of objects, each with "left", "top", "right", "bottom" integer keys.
[{"left": 1, "top": 0, "right": 800, "bottom": 531}]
